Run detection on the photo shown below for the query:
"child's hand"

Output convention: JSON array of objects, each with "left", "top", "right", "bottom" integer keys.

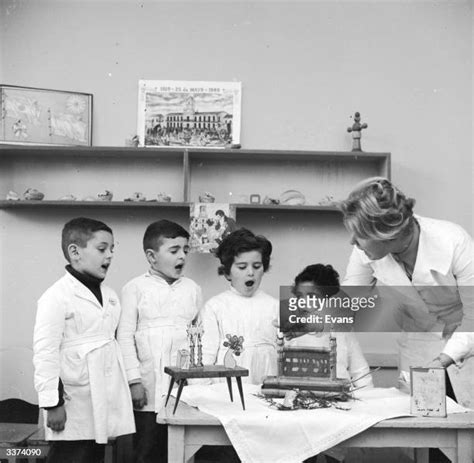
[
  {"left": 47, "top": 405, "right": 67, "bottom": 432},
  {"left": 130, "top": 383, "right": 148, "bottom": 409}
]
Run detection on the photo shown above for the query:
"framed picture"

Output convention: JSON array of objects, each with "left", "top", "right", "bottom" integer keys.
[
  {"left": 137, "top": 80, "right": 241, "bottom": 148},
  {"left": 189, "top": 203, "right": 237, "bottom": 253},
  {"left": 0, "top": 84, "right": 92, "bottom": 146}
]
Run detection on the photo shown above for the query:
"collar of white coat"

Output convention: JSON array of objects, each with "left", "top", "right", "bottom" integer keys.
[
  {"left": 145, "top": 270, "right": 183, "bottom": 287},
  {"left": 356, "top": 215, "right": 452, "bottom": 277},
  {"left": 64, "top": 271, "right": 114, "bottom": 307}
]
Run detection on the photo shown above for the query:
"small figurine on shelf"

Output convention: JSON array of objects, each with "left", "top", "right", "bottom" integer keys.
[
  {"left": 23, "top": 188, "right": 44, "bottom": 200},
  {"left": 199, "top": 192, "right": 215, "bottom": 203},
  {"left": 6, "top": 190, "right": 20, "bottom": 201},
  {"left": 279, "top": 190, "right": 306, "bottom": 206},
  {"left": 97, "top": 190, "right": 113, "bottom": 201},
  {"left": 58, "top": 194, "right": 77, "bottom": 201},
  {"left": 262, "top": 196, "right": 280, "bottom": 205},
  {"left": 347, "top": 111, "right": 368, "bottom": 151},
  {"left": 125, "top": 134, "right": 140, "bottom": 147},
  {"left": 124, "top": 192, "right": 146, "bottom": 202},
  {"left": 223, "top": 334, "right": 244, "bottom": 369},
  {"left": 156, "top": 192, "right": 172, "bottom": 202}
]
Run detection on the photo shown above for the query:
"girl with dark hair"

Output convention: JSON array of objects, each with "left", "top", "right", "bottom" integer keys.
[{"left": 200, "top": 228, "right": 278, "bottom": 384}]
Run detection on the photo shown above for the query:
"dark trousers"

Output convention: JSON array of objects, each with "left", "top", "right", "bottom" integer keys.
[
  {"left": 133, "top": 411, "right": 167, "bottom": 463},
  {"left": 47, "top": 440, "right": 105, "bottom": 463}
]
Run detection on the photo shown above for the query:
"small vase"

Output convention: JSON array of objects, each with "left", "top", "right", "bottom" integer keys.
[{"left": 224, "top": 348, "right": 237, "bottom": 368}]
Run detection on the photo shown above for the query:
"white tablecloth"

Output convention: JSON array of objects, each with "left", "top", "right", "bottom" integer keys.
[{"left": 177, "top": 384, "right": 469, "bottom": 463}]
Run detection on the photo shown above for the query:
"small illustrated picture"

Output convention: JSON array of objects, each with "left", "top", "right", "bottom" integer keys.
[
  {"left": 0, "top": 85, "right": 92, "bottom": 146},
  {"left": 189, "top": 203, "right": 237, "bottom": 253},
  {"left": 137, "top": 80, "right": 241, "bottom": 148}
]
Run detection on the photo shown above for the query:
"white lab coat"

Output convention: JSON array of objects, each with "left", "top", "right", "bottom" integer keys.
[
  {"left": 342, "top": 215, "right": 474, "bottom": 406},
  {"left": 33, "top": 272, "right": 135, "bottom": 443},
  {"left": 287, "top": 332, "right": 374, "bottom": 389},
  {"left": 201, "top": 287, "right": 279, "bottom": 384},
  {"left": 117, "top": 272, "right": 202, "bottom": 412}
]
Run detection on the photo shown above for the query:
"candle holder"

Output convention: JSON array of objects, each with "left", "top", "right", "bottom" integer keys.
[{"left": 187, "top": 323, "right": 204, "bottom": 368}]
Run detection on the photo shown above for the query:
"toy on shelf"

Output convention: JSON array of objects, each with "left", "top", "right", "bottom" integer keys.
[
  {"left": 279, "top": 190, "right": 306, "bottom": 206},
  {"left": 347, "top": 111, "right": 368, "bottom": 152},
  {"left": 58, "top": 194, "right": 77, "bottom": 201},
  {"left": 199, "top": 192, "right": 215, "bottom": 203},
  {"left": 6, "top": 190, "right": 20, "bottom": 201},
  {"left": 124, "top": 192, "right": 146, "bottom": 202},
  {"left": 97, "top": 190, "right": 113, "bottom": 201},
  {"left": 262, "top": 196, "right": 280, "bottom": 205},
  {"left": 261, "top": 333, "right": 352, "bottom": 399},
  {"left": 156, "top": 192, "right": 172, "bottom": 202},
  {"left": 23, "top": 188, "right": 44, "bottom": 200}
]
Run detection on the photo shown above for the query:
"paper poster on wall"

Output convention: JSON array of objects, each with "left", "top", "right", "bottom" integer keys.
[
  {"left": 0, "top": 85, "right": 92, "bottom": 146},
  {"left": 137, "top": 80, "right": 241, "bottom": 148},
  {"left": 189, "top": 203, "right": 237, "bottom": 253}
]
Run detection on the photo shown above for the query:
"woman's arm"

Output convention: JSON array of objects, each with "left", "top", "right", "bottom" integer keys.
[
  {"left": 442, "top": 229, "right": 474, "bottom": 363},
  {"left": 342, "top": 247, "right": 376, "bottom": 286}
]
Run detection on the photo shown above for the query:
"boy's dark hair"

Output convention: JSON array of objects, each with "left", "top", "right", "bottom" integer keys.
[
  {"left": 61, "top": 217, "right": 113, "bottom": 262},
  {"left": 215, "top": 228, "right": 272, "bottom": 276},
  {"left": 294, "top": 264, "right": 340, "bottom": 297},
  {"left": 143, "top": 219, "right": 189, "bottom": 251}
]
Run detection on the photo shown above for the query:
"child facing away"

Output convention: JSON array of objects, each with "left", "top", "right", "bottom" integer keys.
[
  {"left": 201, "top": 228, "right": 278, "bottom": 384},
  {"left": 286, "top": 264, "right": 373, "bottom": 390},
  {"left": 117, "top": 220, "right": 202, "bottom": 463},
  {"left": 33, "top": 217, "right": 135, "bottom": 463}
]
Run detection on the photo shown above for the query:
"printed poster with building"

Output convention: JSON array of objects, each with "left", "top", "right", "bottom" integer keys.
[
  {"left": 189, "top": 203, "right": 237, "bottom": 253},
  {"left": 137, "top": 80, "right": 241, "bottom": 148}
]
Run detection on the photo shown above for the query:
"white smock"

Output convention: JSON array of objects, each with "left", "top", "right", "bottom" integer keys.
[
  {"left": 201, "top": 287, "right": 278, "bottom": 384},
  {"left": 117, "top": 272, "right": 202, "bottom": 412},
  {"left": 33, "top": 272, "right": 135, "bottom": 443},
  {"left": 343, "top": 215, "right": 474, "bottom": 406}
]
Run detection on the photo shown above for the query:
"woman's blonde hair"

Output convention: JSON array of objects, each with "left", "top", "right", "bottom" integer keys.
[{"left": 339, "top": 177, "right": 416, "bottom": 241}]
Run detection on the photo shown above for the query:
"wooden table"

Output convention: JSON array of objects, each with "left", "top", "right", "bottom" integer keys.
[
  {"left": 164, "top": 366, "right": 249, "bottom": 415},
  {"left": 157, "top": 398, "right": 474, "bottom": 463}
]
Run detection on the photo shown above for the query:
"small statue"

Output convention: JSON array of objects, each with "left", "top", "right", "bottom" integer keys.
[
  {"left": 187, "top": 323, "right": 204, "bottom": 368},
  {"left": 97, "top": 190, "right": 113, "bottom": 201},
  {"left": 23, "top": 188, "right": 44, "bottom": 200},
  {"left": 347, "top": 112, "right": 368, "bottom": 151}
]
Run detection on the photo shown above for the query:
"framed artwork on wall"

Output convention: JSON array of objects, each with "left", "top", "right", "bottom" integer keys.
[
  {"left": 0, "top": 84, "right": 92, "bottom": 146},
  {"left": 137, "top": 80, "right": 241, "bottom": 148}
]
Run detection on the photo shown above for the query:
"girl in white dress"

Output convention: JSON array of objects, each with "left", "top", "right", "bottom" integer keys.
[{"left": 201, "top": 228, "right": 278, "bottom": 384}]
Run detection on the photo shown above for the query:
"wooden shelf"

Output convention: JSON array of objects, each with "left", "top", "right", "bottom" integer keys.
[
  {"left": 0, "top": 200, "right": 341, "bottom": 212},
  {"left": 0, "top": 144, "right": 185, "bottom": 159}
]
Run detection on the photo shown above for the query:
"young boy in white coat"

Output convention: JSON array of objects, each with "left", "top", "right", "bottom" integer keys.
[
  {"left": 33, "top": 217, "right": 135, "bottom": 463},
  {"left": 117, "top": 220, "right": 202, "bottom": 463}
]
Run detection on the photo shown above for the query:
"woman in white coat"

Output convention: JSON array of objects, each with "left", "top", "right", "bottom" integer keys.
[{"left": 339, "top": 177, "right": 474, "bottom": 408}]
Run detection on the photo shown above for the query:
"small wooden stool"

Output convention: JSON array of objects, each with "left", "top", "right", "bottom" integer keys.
[{"left": 164, "top": 366, "right": 249, "bottom": 414}]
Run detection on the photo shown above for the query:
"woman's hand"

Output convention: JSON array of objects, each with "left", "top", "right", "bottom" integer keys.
[
  {"left": 47, "top": 405, "right": 67, "bottom": 432},
  {"left": 428, "top": 353, "right": 454, "bottom": 369},
  {"left": 130, "top": 382, "right": 148, "bottom": 409}
]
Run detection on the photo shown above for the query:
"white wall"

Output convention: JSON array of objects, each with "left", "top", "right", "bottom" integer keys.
[{"left": 0, "top": 1, "right": 472, "bottom": 373}]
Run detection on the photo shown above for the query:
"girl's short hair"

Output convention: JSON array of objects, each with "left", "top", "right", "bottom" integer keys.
[
  {"left": 215, "top": 228, "right": 272, "bottom": 276},
  {"left": 339, "top": 177, "right": 416, "bottom": 241},
  {"left": 293, "top": 264, "right": 340, "bottom": 297}
]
